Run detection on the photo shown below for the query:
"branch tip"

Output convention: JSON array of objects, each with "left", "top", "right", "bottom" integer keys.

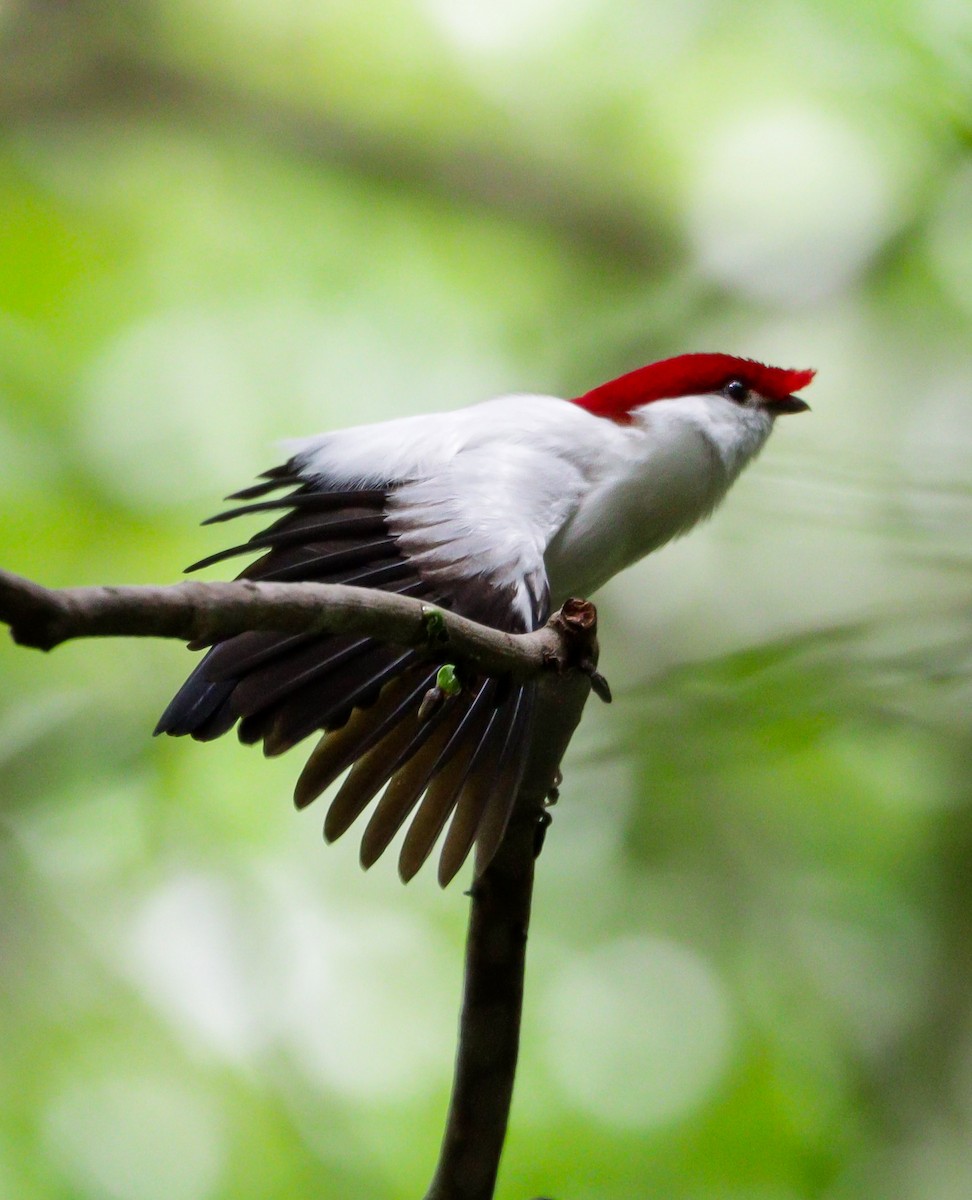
[
  {"left": 587, "top": 668, "right": 612, "bottom": 703},
  {"left": 0, "top": 568, "right": 65, "bottom": 651}
]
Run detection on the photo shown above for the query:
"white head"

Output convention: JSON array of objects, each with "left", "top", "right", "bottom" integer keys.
[
  {"left": 539, "top": 353, "right": 816, "bottom": 599},
  {"left": 572, "top": 350, "right": 814, "bottom": 480}
]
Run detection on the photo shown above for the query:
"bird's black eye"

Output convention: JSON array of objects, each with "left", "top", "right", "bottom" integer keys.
[{"left": 725, "top": 379, "right": 750, "bottom": 403}]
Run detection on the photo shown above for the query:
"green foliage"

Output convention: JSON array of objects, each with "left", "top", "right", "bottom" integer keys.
[{"left": 435, "top": 664, "right": 461, "bottom": 697}]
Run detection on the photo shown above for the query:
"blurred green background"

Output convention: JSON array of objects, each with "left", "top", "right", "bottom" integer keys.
[{"left": 1, "top": 1, "right": 971, "bottom": 1198}]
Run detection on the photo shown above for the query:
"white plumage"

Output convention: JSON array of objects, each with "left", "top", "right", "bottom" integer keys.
[{"left": 288, "top": 389, "right": 780, "bottom": 624}]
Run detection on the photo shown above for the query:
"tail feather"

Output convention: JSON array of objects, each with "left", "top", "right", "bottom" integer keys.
[
  {"left": 203, "top": 630, "right": 317, "bottom": 680},
  {"left": 245, "top": 538, "right": 400, "bottom": 584},
  {"left": 201, "top": 487, "right": 387, "bottom": 526},
  {"left": 154, "top": 677, "right": 236, "bottom": 739},
  {"left": 222, "top": 468, "right": 302, "bottom": 502},
  {"left": 231, "top": 635, "right": 371, "bottom": 717}
]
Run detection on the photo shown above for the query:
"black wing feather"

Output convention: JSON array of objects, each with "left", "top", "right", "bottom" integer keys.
[
  {"left": 201, "top": 487, "right": 387, "bottom": 525},
  {"left": 157, "top": 464, "right": 545, "bottom": 883}
]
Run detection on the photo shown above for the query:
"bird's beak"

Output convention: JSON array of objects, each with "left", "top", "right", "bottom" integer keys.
[{"left": 765, "top": 394, "right": 810, "bottom": 416}]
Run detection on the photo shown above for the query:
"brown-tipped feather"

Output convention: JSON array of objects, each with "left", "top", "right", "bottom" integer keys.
[
  {"left": 437, "top": 701, "right": 513, "bottom": 887},
  {"left": 358, "top": 701, "right": 468, "bottom": 869},
  {"left": 294, "top": 669, "right": 433, "bottom": 809},
  {"left": 397, "top": 683, "right": 494, "bottom": 882},
  {"left": 323, "top": 694, "right": 442, "bottom": 843},
  {"left": 472, "top": 686, "right": 534, "bottom": 874}
]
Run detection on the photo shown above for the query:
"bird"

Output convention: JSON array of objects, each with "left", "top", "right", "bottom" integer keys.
[{"left": 156, "top": 352, "right": 814, "bottom": 885}]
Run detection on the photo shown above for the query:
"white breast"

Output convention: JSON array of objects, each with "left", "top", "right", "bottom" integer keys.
[{"left": 545, "top": 396, "right": 773, "bottom": 602}]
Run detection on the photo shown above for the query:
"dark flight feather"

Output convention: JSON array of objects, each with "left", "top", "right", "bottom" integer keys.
[
  {"left": 157, "top": 463, "right": 543, "bottom": 884},
  {"left": 396, "top": 680, "right": 495, "bottom": 881},
  {"left": 295, "top": 668, "right": 441, "bottom": 809},
  {"left": 358, "top": 701, "right": 470, "bottom": 869},
  {"left": 201, "top": 487, "right": 387, "bottom": 526},
  {"left": 185, "top": 513, "right": 388, "bottom": 573},
  {"left": 437, "top": 699, "right": 514, "bottom": 887},
  {"left": 223, "top": 468, "right": 303, "bottom": 501}
]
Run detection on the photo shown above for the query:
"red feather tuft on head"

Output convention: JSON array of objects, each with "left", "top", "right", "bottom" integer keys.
[{"left": 573, "top": 353, "right": 816, "bottom": 424}]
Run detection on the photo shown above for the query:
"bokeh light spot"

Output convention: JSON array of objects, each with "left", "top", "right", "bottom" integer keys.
[
  {"left": 43, "top": 1071, "right": 225, "bottom": 1200},
  {"left": 419, "top": 0, "right": 591, "bottom": 52},
  {"left": 687, "top": 107, "right": 893, "bottom": 304},
  {"left": 544, "top": 935, "right": 733, "bottom": 1128}
]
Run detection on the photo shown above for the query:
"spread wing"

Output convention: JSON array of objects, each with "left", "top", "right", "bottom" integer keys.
[{"left": 155, "top": 443, "right": 555, "bottom": 886}]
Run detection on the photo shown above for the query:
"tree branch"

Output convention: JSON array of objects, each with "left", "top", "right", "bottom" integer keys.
[
  {"left": 0, "top": 565, "right": 601, "bottom": 1200},
  {"left": 0, "top": 568, "right": 583, "bottom": 680},
  {"left": 425, "top": 606, "right": 597, "bottom": 1200}
]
